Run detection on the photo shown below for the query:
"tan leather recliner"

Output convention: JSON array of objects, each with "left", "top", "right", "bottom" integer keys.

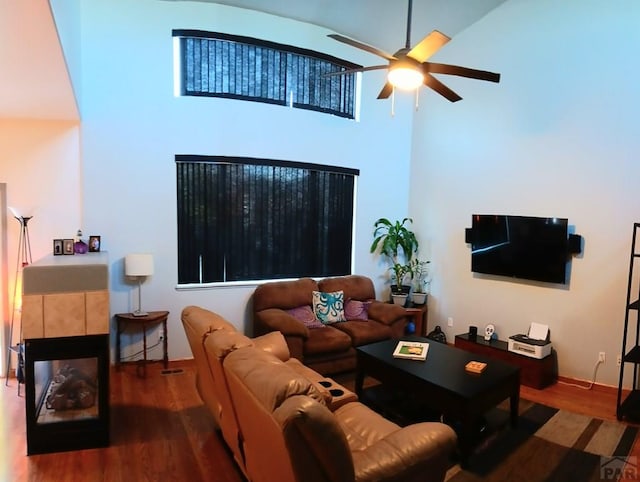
[
  {"left": 183, "top": 306, "right": 358, "bottom": 475},
  {"left": 181, "top": 305, "right": 236, "bottom": 427},
  {"left": 183, "top": 306, "right": 456, "bottom": 481},
  {"left": 202, "top": 323, "right": 359, "bottom": 474},
  {"left": 223, "top": 345, "right": 457, "bottom": 482}
]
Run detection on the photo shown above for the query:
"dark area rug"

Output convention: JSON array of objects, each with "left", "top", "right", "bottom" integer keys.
[
  {"left": 355, "top": 384, "right": 639, "bottom": 482},
  {"left": 445, "top": 400, "right": 639, "bottom": 482}
]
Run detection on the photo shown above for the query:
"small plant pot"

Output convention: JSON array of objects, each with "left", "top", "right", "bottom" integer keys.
[
  {"left": 411, "top": 292, "right": 427, "bottom": 305},
  {"left": 390, "top": 284, "right": 411, "bottom": 295},
  {"left": 392, "top": 293, "right": 408, "bottom": 306}
]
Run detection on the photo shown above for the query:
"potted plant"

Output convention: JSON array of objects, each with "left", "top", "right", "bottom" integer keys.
[
  {"left": 370, "top": 218, "right": 419, "bottom": 300},
  {"left": 410, "top": 259, "right": 431, "bottom": 305},
  {"left": 390, "top": 263, "right": 411, "bottom": 305}
]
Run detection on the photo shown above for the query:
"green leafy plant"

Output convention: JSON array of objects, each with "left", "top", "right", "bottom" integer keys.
[
  {"left": 390, "top": 263, "right": 412, "bottom": 291},
  {"left": 371, "top": 218, "right": 419, "bottom": 293},
  {"left": 411, "top": 258, "right": 431, "bottom": 293}
]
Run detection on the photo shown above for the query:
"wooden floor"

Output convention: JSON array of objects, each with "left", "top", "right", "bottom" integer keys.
[
  {"left": 2, "top": 361, "right": 245, "bottom": 482},
  {"left": 0, "top": 361, "right": 634, "bottom": 482}
]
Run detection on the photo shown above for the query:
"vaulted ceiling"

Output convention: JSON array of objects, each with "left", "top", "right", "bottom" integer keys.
[
  {"left": 0, "top": 0, "right": 77, "bottom": 120},
  {"left": 0, "top": 0, "right": 506, "bottom": 120},
  {"left": 172, "top": 0, "right": 507, "bottom": 55}
]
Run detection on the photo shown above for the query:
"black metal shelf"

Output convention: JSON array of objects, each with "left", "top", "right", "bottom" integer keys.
[
  {"left": 624, "top": 345, "right": 640, "bottom": 364},
  {"left": 617, "top": 223, "right": 640, "bottom": 421},
  {"left": 618, "top": 390, "right": 640, "bottom": 422}
]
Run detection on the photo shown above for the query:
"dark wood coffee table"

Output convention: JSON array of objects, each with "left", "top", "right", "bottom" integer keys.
[{"left": 355, "top": 337, "right": 520, "bottom": 467}]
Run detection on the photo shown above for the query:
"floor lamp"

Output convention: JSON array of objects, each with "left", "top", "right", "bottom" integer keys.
[{"left": 4, "top": 214, "right": 32, "bottom": 394}]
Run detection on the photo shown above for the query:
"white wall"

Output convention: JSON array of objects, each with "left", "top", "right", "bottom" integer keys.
[
  {"left": 0, "top": 184, "right": 7, "bottom": 375},
  {"left": 77, "top": 0, "right": 415, "bottom": 361},
  {"left": 0, "top": 119, "right": 82, "bottom": 370},
  {"left": 0, "top": 121, "right": 81, "bottom": 248},
  {"left": 411, "top": 0, "right": 640, "bottom": 386}
]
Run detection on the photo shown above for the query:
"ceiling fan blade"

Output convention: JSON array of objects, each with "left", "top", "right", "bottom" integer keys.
[
  {"left": 323, "top": 64, "right": 388, "bottom": 77},
  {"left": 425, "top": 62, "right": 501, "bottom": 83},
  {"left": 327, "top": 34, "right": 396, "bottom": 61},
  {"left": 377, "top": 82, "right": 394, "bottom": 100},
  {"left": 407, "top": 30, "right": 451, "bottom": 63},
  {"left": 423, "top": 73, "right": 462, "bottom": 102}
]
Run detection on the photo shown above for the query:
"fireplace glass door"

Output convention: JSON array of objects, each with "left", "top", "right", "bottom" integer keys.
[{"left": 25, "top": 334, "right": 109, "bottom": 454}]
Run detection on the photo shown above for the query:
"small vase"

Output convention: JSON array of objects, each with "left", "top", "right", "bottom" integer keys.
[
  {"left": 74, "top": 229, "right": 88, "bottom": 254},
  {"left": 74, "top": 239, "right": 88, "bottom": 254},
  {"left": 406, "top": 321, "right": 416, "bottom": 335}
]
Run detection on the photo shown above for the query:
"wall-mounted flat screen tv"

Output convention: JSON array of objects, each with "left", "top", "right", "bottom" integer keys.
[{"left": 470, "top": 214, "right": 569, "bottom": 284}]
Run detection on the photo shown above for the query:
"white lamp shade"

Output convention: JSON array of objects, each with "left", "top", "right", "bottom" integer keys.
[{"left": 125, "top": 254, "right": 154, "bottom": 277}]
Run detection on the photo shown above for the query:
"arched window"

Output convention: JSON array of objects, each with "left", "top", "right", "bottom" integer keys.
[{"left": 173, "top": 30, "right": 361, "bottom": 119}]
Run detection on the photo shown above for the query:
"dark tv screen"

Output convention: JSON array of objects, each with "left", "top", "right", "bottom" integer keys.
[{"left": 471, "top": 214, "right": 569, "bottom": 284}]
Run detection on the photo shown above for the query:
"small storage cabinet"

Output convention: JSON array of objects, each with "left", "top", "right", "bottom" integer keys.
[
  {"left": 617, "top": 223, "right": 640, "bottom": 421},
  {"left": 454, "top": 334, "right": 556, "bottom": 389}
]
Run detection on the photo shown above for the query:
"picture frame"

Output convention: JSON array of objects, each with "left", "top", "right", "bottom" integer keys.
[
  {"left": 53, "top": 239, "right": 63, "bottom": 256},
  {"left": 89, "top": 235, "right": 101, "bottom": 253},
  {"left": 63, "top": 239, "right": 74, "bottom": 255}
]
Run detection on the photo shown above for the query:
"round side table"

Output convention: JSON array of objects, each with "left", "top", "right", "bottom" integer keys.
[{"left": 115, "top": 311, "right": 169, "bottom": 378}]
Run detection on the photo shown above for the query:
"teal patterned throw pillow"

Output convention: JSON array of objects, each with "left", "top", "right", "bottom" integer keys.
[{"left": 312, "top": 290, "right": 346, "bottom": 324}]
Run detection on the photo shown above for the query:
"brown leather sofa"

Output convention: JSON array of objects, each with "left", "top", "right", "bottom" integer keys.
[
  {"left": 253, "top": 275, "right": 408, "bottom": 375},
  {"left": 181, "top": 306, "right": 457, "bottom": 482}
]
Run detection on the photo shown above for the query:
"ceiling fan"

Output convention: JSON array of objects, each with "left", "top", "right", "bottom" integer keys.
[{"left": 327, "top": 0, "right": 500, "bottom": 102}]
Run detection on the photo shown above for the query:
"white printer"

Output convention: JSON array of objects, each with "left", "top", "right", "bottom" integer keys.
[{"left": 508, "top": 322, "right": 552, "bottom": 359}]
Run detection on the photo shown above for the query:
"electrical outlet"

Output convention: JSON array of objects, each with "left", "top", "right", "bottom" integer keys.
[
  {"left": 598, "top": 352, "right": 606, "bottom": 363},
  {"left": 617, "top": 355, "right": 622, "bottom": 367},
  {"left": 447, "top": 317, "right": 453, "bottom": 327}
]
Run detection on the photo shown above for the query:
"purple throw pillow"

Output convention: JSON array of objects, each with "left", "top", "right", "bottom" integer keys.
[
  {"left": 344, "top": 299, "right": 371, "bottom": 321},
  {"left": 286, "top": 305, "right": 325, "bottom": 329}
]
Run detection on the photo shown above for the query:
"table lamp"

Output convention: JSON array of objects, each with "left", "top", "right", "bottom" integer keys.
[{"left": 125, "top": 253, "right": 154, "bottom": 317}]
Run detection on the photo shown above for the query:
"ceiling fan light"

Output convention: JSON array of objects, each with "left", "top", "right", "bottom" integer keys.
[{"left": 388, "top": 66, "right": 424, "bottom": 90}]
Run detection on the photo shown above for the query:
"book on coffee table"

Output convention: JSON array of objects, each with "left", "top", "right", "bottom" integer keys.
[
  {"left": 465, "top": 361, "right": 487, "bottom": 373},
  {"left": 393, "top": 341, "right": 429, "bottom": 361}
]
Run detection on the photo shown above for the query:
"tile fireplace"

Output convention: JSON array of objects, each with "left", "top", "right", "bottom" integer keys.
[{"left": 21, "top": 253, "right": 110, "bottom": 454}]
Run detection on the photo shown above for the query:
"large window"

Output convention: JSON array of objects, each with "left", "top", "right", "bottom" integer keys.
[
  {"left": 176, "top": 156, "right": 359, "bottom": 285},
  {"left": 173, "top": 30, "right": 361, "bottom": 119}
]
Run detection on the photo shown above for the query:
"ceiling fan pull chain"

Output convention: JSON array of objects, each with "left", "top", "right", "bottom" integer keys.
[
  {"left": 415, "top": 88, "right": 420, "bottom": 111},
  {"left": 391, "top": 87, "right": 395, "bottom": 117}
]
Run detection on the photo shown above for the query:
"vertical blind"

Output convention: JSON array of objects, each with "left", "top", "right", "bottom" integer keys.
[
  {"left": 173, "top": 30, "right": 361, "bottom": 119},
  {"left": 176, "top": 156, "right": 359, "bottom": 284}
]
